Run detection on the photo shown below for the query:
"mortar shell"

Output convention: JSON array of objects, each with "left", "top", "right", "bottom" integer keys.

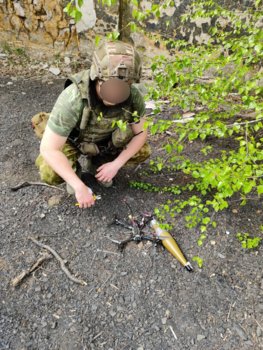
[{"left": 150, "top": 219, "right": 193, "bottom": 271}]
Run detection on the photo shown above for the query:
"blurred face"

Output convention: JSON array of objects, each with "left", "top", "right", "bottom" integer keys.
[
  {"left": 96, "top": 80, "right": 115, "bottom": 106},
  {"left": 95, "top": 79, "right": 131, "bottom": 106}
]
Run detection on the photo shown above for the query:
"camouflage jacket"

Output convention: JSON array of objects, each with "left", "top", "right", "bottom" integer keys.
[{"left": 47, "top": 70, "right": 145, "bottom": 146}]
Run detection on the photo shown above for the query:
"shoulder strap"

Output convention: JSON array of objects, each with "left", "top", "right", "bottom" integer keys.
[{"left": 65, "top": 70, "right": 92, "bottom": 140}]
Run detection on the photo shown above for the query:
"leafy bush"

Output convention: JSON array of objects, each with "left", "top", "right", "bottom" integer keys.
[{"left": 134, "top": 0, "right": 263, "bottom": 236}]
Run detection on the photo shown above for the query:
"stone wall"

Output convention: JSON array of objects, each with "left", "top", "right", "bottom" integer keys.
[
  {"left": 0, "top": 0, "right": 256, "bottom": 59},
  {"left": 0, "top": 0, "right": 100, "bottom": 57}
]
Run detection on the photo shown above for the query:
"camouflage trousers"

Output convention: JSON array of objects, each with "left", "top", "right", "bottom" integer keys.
[{"left": 32, "top": 112, "right": 151, "bottom": 185}]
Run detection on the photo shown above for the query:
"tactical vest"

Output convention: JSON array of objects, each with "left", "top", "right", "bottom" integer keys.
[{"left": 64, "top": 70, "right": 134, "bottom": 147}]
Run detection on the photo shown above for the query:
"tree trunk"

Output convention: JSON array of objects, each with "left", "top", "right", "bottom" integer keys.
[{"left": 118, "top": 0, "right": 133, "bottom": 43}]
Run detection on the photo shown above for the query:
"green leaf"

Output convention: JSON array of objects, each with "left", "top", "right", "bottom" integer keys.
[
  {"left": 95, "top": 35, "right": 101, "bottom": 47},
  {"left": 107, "top": 31, "right": 120, "bottom": 40},
  {"left": 129, "top": 22, "right": 138, "bottom": 32},
  {"left": 192, "top": 256, "right": 203, "bottom": 268},
  {"left": 257, "top": 185, "right": 263, "bottom": 195},
  {"left": 157, "top": 163, "right": 163, "bottom": 171},
  {"left": 202, "top": 217, "right": 211, "bottom": 225}
]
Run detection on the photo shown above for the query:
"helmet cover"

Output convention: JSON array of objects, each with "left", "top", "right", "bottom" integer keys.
[{"left": 90, "top": 41, "right": 142, "bottom": 83}]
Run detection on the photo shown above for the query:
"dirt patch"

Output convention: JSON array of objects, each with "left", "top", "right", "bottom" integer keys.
[{"left": 0, "top": 75, "right": 263, "bottom": 350}]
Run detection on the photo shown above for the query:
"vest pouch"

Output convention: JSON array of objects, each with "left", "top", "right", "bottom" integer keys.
[
  {"left": 112, "top": 125, "right": 134, "bottom": 148},
  {"left": 79, "top": 142, "right": 100, "bottom": 156}
]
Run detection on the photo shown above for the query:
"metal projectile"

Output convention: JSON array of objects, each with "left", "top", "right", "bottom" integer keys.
[{"left": 150, "top": 219, "right": 193, "bottom": 272}]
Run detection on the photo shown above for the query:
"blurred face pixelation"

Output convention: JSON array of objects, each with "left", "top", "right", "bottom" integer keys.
[{"left": 96, "top": 79, "right": 130, "bottom": 106}]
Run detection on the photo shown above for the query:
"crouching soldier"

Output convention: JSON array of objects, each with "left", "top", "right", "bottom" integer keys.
[{"left": 32, "top": 40, "right": 151, "bottom": 209}]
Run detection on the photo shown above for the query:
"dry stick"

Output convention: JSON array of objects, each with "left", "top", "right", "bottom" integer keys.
[
  {"left": 96, "top": 249, "right": 120, "bottom": 255},
  {"left": 227, "top": 301, "right": 236, "bottom": 321},
  {"left": 169, "top": 325, "right": 178, "bottom": 340},
  {"left": 91, "top": 331, "right": 103, "bottom": 343},
  {"left": 11, "top": 252, "right": 52, "bottom": 287},
  {"left": 29, "top": 237, "right": 87, "bottom": 286},
  {"left": 10, "top": 181, "right": 64, "bottom": 192}
]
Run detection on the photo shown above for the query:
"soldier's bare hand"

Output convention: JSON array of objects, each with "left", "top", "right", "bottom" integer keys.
[
  {"left": 75, "top": 184, "right": 95, "bottom": 208},
  {"left": 95, "top": 162, "right": 120, "bottom": 182}
]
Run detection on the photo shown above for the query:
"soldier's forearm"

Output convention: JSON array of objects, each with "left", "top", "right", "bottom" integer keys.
[{"left": 113, "top": 131, "right": 147, "bottom": 168}]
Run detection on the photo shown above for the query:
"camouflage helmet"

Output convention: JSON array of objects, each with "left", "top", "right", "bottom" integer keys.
[{"left": 90, "top": 41, "right": 142, "bottom": 83}]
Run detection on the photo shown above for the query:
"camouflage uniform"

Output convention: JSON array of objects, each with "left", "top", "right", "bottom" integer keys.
[{"left": 32, "top": 69, "right": 151, "bottom": 185}]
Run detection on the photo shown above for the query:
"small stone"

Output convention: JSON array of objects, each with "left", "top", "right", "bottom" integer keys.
[
  {"left": 49, "top": 67, "right": 61, "bottom": 76},
  {"left": 41, "top": 321, "right": 47, "bottom": 327},
  {"left": 40, "top": 213, "right": 46, "bottom": 219},
  {"left": 35, "top": 286, "right": 41, "bottom": 292},
  {"left": 232, "top": 209, "right": 238, "bottom": 213},
  {"left": 218, "top": 253, "right": 226, "bottom": 259},
  {"left": 137, "top": 241, "right": 144, "bottom": 250},
  {"left": 14, "top": 2, "right": 25, "bottom": 17},
  {"left": 197, "top": 334, "right": 206, "bottom": 341},
  {"left": 50, "top": 321, "right": 57, "bottom": 329},
  {"left": 161, "top": 317, "right": 167, "bottom": 325},
  {"left": 64, "top": 57, "right": 71, "bottom": 65},
  {"left": 256, "top": 326, "right": 262, "bottom": 337},
  {"left": 210, "top": 240, "right": 216, "bottom": 245},
  {"left": 165, "top": 310, "right": 170, "bottom": 318},
  {"left": 7, "top": 81, "right": 13, "bottom": 85},
  {"left": 48, "top": 195, "right": 63, "bottom": 207}
]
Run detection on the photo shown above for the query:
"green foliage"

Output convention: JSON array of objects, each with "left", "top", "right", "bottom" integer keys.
[
  {"left": 192, "top": 256, "right": 203, "bottom": 268},
  {"left": 106, "top": 31, "right": 120, "bottom": 41},
  {"left": 130, "top": 180, "right": 181, "bottom": 195},
  {"left": 111, "top": 119, "right": 127, "bottom": 131},
  {"left": 197, "top": 233, "right": 207, "bottom": 246},
  {"left": 236, "top": 233, "right": 262, "bottom": 249},
  {"left": 64, "top": 0, "right": 83, "bottom": 22},
  {"left": 2, "top": 42, "right": 28, "bottom": 58},
  {"left": 140, "top": 0, "right": 263, "bottom": 235}
]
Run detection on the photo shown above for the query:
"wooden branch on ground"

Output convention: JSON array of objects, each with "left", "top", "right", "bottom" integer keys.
[
  {"left": 10, "top": 181, "right": 64, "bottom": 192},
  {"left": 11, "top": 252, "right": 52, "bottom": 287},
  {"left": 29, "top": 237, "right": 87, "bottom": 286}
]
